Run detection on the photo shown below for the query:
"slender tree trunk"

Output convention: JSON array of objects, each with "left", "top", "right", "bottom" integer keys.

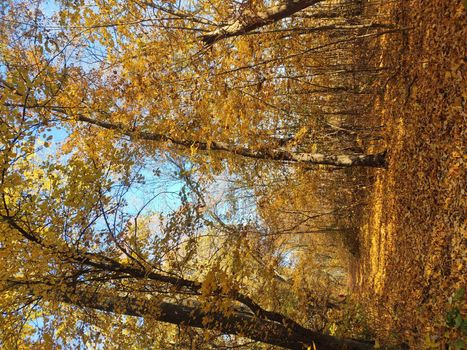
[
  {"left": 201, "top": 0, "right": 325, "bottom": 45},
  {"left": 76, "top": 115, "right": 387, "bottom": 168},
  {"left": 0, "top": 86, "right": 387, "bottom": 168}
]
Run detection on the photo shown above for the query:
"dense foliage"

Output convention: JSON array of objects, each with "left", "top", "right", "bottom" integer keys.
[{"left": 0, "top": 0, "right": 463, "bottom": 349}]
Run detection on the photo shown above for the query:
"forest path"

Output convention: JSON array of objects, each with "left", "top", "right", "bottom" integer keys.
[{"left": 354, "top": 1, "right": 465, "bottom": 348}]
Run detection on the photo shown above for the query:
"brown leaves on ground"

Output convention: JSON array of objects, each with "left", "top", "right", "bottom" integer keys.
[{"left": 355, "top": 0, "right": 466, "bottom": 348}]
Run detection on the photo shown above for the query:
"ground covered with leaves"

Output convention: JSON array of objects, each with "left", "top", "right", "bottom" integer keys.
[{"left": 354, "top": 1, "right": 466, "bottom": 348}]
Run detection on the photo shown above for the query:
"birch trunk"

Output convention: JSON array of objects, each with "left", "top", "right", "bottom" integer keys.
[
  {"left": 201, "top": 0, "right": 325, "bottom": 45},
  {"left": 76, "top": 115, "right": 387, "bottom": 168}
]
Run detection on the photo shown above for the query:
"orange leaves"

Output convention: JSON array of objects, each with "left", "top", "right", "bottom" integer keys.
[{"left": 354, "top": 0, "right": 466, "bottom": 347}]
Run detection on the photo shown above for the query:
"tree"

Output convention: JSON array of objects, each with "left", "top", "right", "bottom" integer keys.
[
  {"left": 1, "top": 0, "right": 391, "bottom": 348},
  {"left": 0, "top": 0, "right": 387, "bottom": 169},
  {"left": 1, "top": 197, "right": 373, "bottom": 349},
  {"left": 200, "top": 0, "right": 325, "bottom": 45}
]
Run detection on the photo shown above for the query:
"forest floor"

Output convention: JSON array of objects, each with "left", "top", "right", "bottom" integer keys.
[{"left": 353, "top": 0, "right": 465, "bottom": 348}]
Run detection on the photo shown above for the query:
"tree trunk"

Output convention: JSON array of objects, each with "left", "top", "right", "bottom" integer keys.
[
  {"left": 3, "top": 216, "right": 375, "bottom": 350},
  {"left": 76, "top": 115, "right": 387, "bottom": 168},
  {"left": 201, "top": 0, "right": 325, "bottom": 45},
  {"left": 2, "top": 215, "right": 372, "bottom": 350},
  {"left": 53, "top": 288, "right": 374, "bottom": 350}
]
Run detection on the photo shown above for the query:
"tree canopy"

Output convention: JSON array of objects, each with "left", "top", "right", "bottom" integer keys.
[{"left": 0, "top": 0, "right": 393, "bottom": 349}]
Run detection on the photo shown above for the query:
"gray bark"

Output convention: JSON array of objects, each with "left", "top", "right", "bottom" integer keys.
[
  {"left": 53, "top": 288, "right": 374, "bottom": 350},
  {"left": 3, "top": 216, "right": 376, "bottom": 350},
  {"left": 76, "top": 115, "right": 387, "bottom": 168}
]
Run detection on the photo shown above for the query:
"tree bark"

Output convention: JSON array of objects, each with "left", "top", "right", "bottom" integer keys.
[
  {"left": 4, "top": 217, "right": 375, "bottom": 350},
  {"left": 0, "top": 85, "right": 386, "bottom": 168},
  {"left": 0, "top": 215, "right": 334, "bottom": 346},
  {"left": 51, "top": 288, "right": 374, "bottom": 350},
  {"left": 200, "top": 0, "right": 325, "bottom": 45},
  {"left": 76, "top": 115, "right": 387, "bottom": 168}
]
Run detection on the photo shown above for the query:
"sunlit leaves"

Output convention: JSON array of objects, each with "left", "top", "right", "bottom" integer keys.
[{"left": 0, "top": 0, "right": 396, "bottom": 348}]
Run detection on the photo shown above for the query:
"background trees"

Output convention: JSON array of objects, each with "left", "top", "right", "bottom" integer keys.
[{"left": 0, "top": 0, "right": 394, "bottom": 348}]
